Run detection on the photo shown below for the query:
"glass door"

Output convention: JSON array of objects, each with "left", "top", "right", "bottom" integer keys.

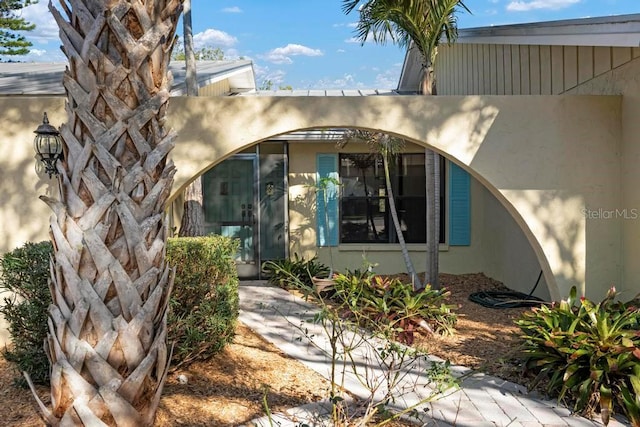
[{"left": 203, "top": 155, "right": 258, "bottom": 278}]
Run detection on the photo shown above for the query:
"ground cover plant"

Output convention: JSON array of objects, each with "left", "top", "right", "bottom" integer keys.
[{"left": 516, "top": 286, "right": 640, "bottom": 426}]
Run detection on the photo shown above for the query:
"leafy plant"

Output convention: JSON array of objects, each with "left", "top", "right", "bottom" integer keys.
[
  {"left": 166, "top": 236, "right": 240, "bottom": 370},
  {"left": 0, "top": 241, "right": 53, "bottom": 386},
  {"left": 331, "top": 271, "right": 457, "bottom": 344},
  {"left": 516, "top": 286, "right": 640, "bottom": 426},
  {"left": 261, "top": 253, "right": 329, "bottom": 292}
]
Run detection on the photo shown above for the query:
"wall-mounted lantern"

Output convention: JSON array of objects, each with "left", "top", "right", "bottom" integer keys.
[{"left": 34, "top": 112, "right": 63, "bottom": 178}]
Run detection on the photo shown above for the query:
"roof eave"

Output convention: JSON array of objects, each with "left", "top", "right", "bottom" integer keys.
[{"left": 456, "top": 13, "right": 640, "bottom": 47}]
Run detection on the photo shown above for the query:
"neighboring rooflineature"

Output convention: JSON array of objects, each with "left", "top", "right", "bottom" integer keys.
[
  {"left": 397, "top": 13, "right": 640, "bottom": 93},
  {"left": 0, "top": 60, "right": 256, "bottom": 96}
]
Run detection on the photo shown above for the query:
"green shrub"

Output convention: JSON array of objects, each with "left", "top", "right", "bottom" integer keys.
[
  {"left": 0, "top": 241, "right": 53, "bottom": 386},
  {"left": 331, "top": 271, "right": 457, "bottom": 344},
  {"left": 516, "top": 286, "right": 640, "bottom": 426},
  {"left": 166, "top": 236, "right": 240, "bottom": 369},
  {"left": 261, "top": 253, "right": 329, "bottom": 291},
  {"left": 1, "top": 236, "right": 240, "bottom": 384}
]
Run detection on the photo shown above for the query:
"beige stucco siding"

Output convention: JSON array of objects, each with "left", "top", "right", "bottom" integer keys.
[
  {"left": 165, "top": 95, "right": 621, "bottom": 301},
  {"left": 0, "top": 93, "right": 622, "bottom": 346},
  {"left": 436, "top": 44, "right": 640, "bottom": 96},
  {"left": 564, "top": 56, "right": 640, "bottom": 294}
]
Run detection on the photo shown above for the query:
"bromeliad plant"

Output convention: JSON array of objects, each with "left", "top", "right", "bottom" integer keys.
[
  {"left": 516, "top": 286, "right": 640, "bottom": 426},
  {"left": 331, "top": 271, "right": 457, "bottom": 344}
]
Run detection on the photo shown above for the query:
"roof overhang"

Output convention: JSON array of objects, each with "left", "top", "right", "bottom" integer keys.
[
  {"left": 456, "top": 14, "right": 640, "bottom": 47},
  {"left": 0, "top": 60, "right": 257, "bottom": 96}
]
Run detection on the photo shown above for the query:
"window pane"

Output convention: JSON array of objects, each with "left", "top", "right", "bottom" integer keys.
[
  {"left": 397, "top": 196, "right": 426, "bottom": 243},
  {"left": 341, "top": 197, "right": 388, "bottom": 243},
  {"left": 340, "top": 154, "right": 383, "bottom": 197},
  {"left": 338, "top": 152, "right": 446, "bottom": 245}
]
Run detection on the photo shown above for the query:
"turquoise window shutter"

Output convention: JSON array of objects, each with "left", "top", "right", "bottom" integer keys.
[
  {"left": 449, "top": 162, "right": 471, "bottom": 246},
  {"left": 316, "top": 154, "right": 339, "bottom": 247}
]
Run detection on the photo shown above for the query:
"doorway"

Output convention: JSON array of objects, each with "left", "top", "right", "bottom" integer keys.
[{"left": 202, "top": 144, "right": 288, "bottom": 278}]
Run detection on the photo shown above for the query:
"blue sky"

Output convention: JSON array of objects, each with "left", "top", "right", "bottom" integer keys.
[{"left": 15, "top": 0, "right": 640, "bottom": 90}]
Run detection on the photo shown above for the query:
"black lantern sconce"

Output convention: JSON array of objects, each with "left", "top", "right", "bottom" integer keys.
[{"left": 34, "top": 112, "right": 63, "bottom": 178}]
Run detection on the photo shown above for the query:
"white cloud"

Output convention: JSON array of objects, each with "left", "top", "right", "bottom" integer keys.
[
  {"left": 22, "top": 2, "right": 60, "bottom": 44},
  {"left": 253, "top": 64, "right": 287, "bottom": 87},
  {"left": 262, "top": 44, "right": 323, "bottom": 65},
  {"left": 222, "top": 7, "right": 242, "bottom": 13},
  {"left": 506, "top": 0, "right": 580, "bottom": 12},
  {"left": 193, "top": 29, "right": 238, "bottom": 49}
]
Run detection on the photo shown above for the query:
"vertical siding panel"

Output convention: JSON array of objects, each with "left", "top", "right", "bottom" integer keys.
[
  {"left": 473, "top": 44, "right": 480, "bottom": 94},
  {"left": 456, "top": 44, "right": 463, "bottom": 95},
  {"left": 446, "top": 46, "right": 453, "bottom": 95},
  {"left": 551, "top": 45, "right": 564, "bottom": 94},
  {"left": 450, "top": 46, "right": 456, "bottom": 95},
  {"left": 511, "top": 45, "right": 521, "bottom": 95},
  {"left": 439, "top": 46, "right": 448, "bottom": 95},
  {"left": 463, "top": 44, "right": 469, "bottom": 94},
  {"left": 489, "top": 44, "right": 497, "bottom": 94},
  {"left": 483, "top": 44, "right": 491, "bottom": 94},
  {"left": 594, "top": 46, "right": 612, "bottom": 76},
  {"left": 612, "top": 47, "right": 632, "bottom": 68},
  {"left": 578, "top": 46, "right": 594, "bottom": 84},
  {"left": 564, "top": 46, "right": 578, "bottom": 90},
  {"left": 540, "top": 45, "right": 552, "bottom": 95},
  {"left": 504, "top": 44, "right": 513, "bottom": 94},
  {"left": 469, "top": 45, "right": 476, "bottom": 94},
  {"left": 520, "top": 45, "right": 531, "bottom": 95},
  {"left": 529, "top": 45, "right": 541, "bottom": 95},
  {"left": 496, "top": 45, "right": 505, "bottom": 95}
]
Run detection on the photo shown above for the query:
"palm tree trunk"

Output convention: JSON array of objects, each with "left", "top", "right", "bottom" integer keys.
[
  {"left": 25, "top": 1, "right": 182, "bottom": 425},
  {"left": 425, "top": 150, "right": 441, "bottom": 289},
  {"left": 381, "top": 138, "right": 419, "bottom": 287},
  {"left": 178, "top": 0, "right": 205, "bottom": 238},
  {"left": 420, "top": 62, "right": 441, "bottom": 290}
]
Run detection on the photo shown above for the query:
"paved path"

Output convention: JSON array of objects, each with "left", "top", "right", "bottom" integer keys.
[{"left": 238, "top": 281, "right": 630, "bottom": 427}]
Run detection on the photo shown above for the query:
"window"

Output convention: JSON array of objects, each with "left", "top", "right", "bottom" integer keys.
[{"left": 338, "top": 153, "right": 446, "bottom": 244}]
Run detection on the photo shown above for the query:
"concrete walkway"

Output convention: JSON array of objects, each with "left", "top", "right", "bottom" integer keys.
[{"left": 238, "top": 281, "right": 630, "bottom": 427}]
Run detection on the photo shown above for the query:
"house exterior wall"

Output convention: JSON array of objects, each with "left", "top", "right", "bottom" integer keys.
[
  {"left": 563, "top": 56, "right": 640, "bottom": 294},
  {"left": 0, "top": 94, "right": 621, "bottom": 345},
  {"left": 198, "top": 79, "right": 231, "bottom": 96},
  {"left": 165, "top": 95, "right": 621, "bottom": 302},
  {"left": 435, "top": 43, "right": 640, "bottom": 95},
  {"left": 434, "top": 43, "right": 638, "bottom": 297}
]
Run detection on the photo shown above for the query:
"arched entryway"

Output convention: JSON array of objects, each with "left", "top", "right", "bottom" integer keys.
[{"left": 167, "top": 94, "right": 622, "bottom": 301}]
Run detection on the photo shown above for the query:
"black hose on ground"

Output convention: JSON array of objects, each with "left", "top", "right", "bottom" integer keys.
[{"left": 468, "top": 270, "right": 547, "bottom": 309}]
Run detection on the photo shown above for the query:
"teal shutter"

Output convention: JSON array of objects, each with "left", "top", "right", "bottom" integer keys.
[
  {"left": 449, "top": 162, "right": 470, "bottom": 246},
  {"left": 316, "top": 154, "right": 339, "bottom": 247}
]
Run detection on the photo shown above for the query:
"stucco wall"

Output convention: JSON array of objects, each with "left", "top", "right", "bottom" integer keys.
[
  {"left": 0, "top": 94, "right": 622, "bottom": 348},
  {"left": 565, "top": 56, "right": 640, "bottom": 295},
  {"left": 165, "top": 95, "right": 621, "bottom": 301}
]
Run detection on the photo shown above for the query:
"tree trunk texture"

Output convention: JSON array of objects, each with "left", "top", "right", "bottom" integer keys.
[
  {"left": 424, "top": 149, "right": 440, "bottom": 289},
  {"left": 178, "top": 177, "right": 204, "bottom": 236},
  {"left": 25, "top": 1, "right": 183, "bottom": 426},
  {"left": 419, "top": 61, "right": 440, "bottom": 290},
  {"left": 177, "top": 0, "right": 205, "bottom": 237}
]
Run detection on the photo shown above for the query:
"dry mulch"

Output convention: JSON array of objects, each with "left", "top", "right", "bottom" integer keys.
[{"left": 1, "top": 272, "right": 537, "bottom": 426}]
